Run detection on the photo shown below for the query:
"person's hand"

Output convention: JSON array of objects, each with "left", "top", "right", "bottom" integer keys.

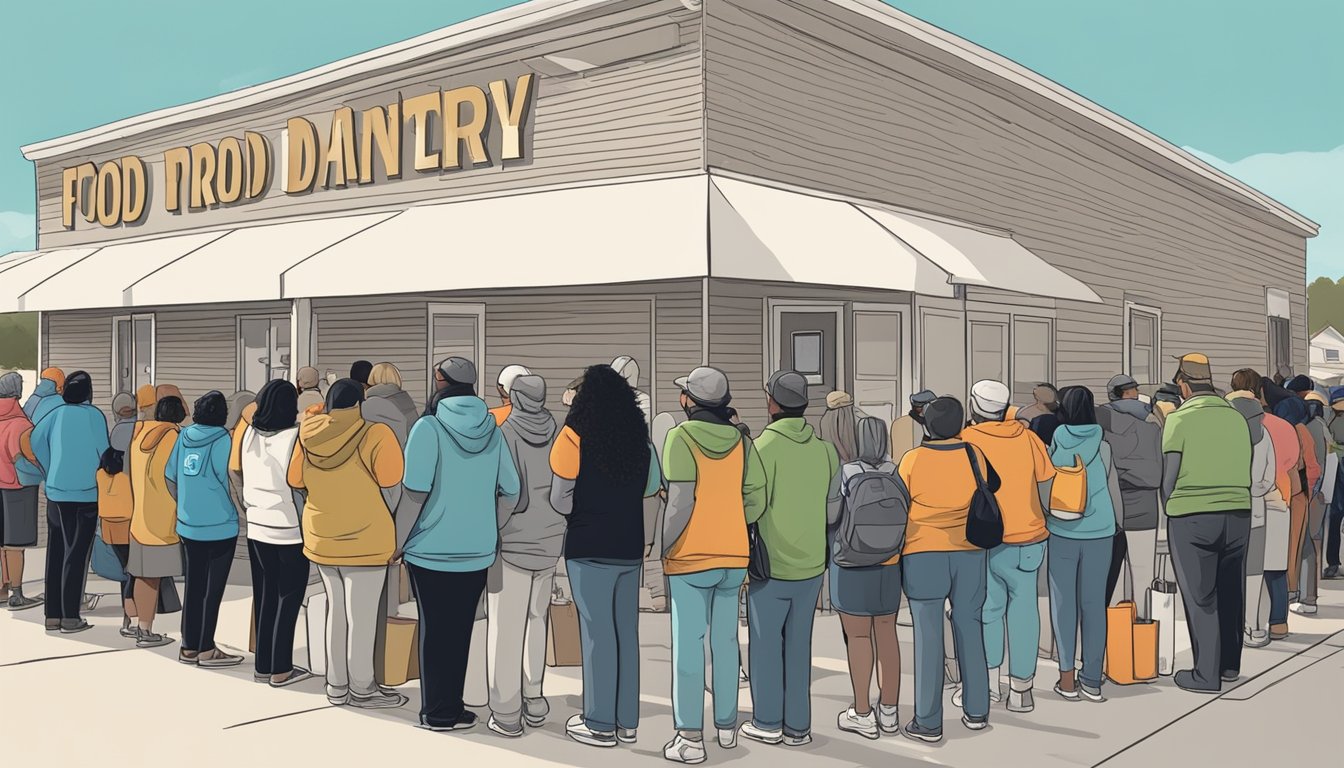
[
  {"left": 390, "top": 551, "right": 403, "bottom": 565},
  {"left": 658, "top": 488, "right": 668, "bottom": 501}
]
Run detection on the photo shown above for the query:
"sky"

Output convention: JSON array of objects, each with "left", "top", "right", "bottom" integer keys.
[{"left": 0, "top": 0, "right": 1339, "bottom": 274}]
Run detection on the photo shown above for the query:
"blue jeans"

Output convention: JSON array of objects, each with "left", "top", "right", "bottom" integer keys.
[
  {"left": 984, "top": 541, "right": 1046, "bottom": 682},
  {"left": 568, "top": 558, "right": 642, "bottom": 733},
  {"left": 903, "top": 551, "right": 989, "bottom": 730},
  {"left": 746, "top": 575, "right": 823, "bottom": 736},
  {"left": 1047, "top": 536, "right": 1110, "bottom": 689},
  {"left": 670, "top": 568, "right": 747, "bottom": 731}
]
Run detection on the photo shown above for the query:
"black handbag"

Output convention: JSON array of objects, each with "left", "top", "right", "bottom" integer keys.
[
  {"left": 963, "top": 445, "right": 1004, "bottom": 549},
  {"left": 747, "top": 522, "right": 771, "bottom": 582}
]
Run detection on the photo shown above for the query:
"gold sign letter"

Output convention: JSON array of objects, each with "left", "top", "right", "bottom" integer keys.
[
  {"left": 359, "top": 102, "right": 401, "bottom": 183},
  {"left": 443, "top": 85, "right": 489, "bottom": 170},
  {"left": 74, "top": 163, "right": 97, "bottom": 223},
  {"left": 217, "top": 137, "right": 245, "bottom": 204},
  {"left": 403, "top": 91, "right": 441, "bottom": 172},
  {"left": 189, "top": 143, "right": 218, "bottom": 209},
  {"left": 94, "top": 161, "right": 122, "bottom": 227},
  {"left": 245, "top": 131, "right": 270, "bottom": 199},
  {"left": 121, "top": 156, "right": 147, "bottom": 223},
  {"left": 490, "top": 74, "right": 533, "bottom": 161},
  {"left": 61, "top": 166, "right": 80, "bottom": 229},
  {"left": 163, "top": 147, "right": 190, "bottom": 213},
  {"left": 285, "top": 117, "right": 319, "bottom": 193},
  {"left": 324, "top": 106, "right": 358, "bottom": 189}
]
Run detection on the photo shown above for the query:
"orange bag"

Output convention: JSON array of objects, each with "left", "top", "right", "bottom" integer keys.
[
  {"left": 96, "top": 469, "right": 133, "bottom": 523},
  {"left": 1048, "top": 456, "right": 1088, "bottom": 519},
  {"left": 1106, "top": 600, "right": 1157, "bottom": 685}
]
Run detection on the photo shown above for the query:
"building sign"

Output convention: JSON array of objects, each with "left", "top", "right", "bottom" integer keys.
[{"left": 60, "top": 74, "right": 535, "bottom": 229}]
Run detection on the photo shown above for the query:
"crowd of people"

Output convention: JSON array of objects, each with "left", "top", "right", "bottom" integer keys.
[{"left": 1, "top": 349, "right": 1341, "bottom": 762}]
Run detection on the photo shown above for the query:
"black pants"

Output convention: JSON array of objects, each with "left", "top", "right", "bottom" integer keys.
[
  {"left": 180, "top": 536, "right": 235, "bottom": 652},
  {"left": 407, "top": 563, "right": 487, "bottom": 728},
  {"left": 1168, "top": 511, "right": 1251, "bottom": 690},
  {"left": 248, "top": 539, "right": 310, "bottom": 675},
  {"left": 110, "top": 543, "right": 135, "bottom": 602},
  {"left": 1105, "top": 530, "right": 1128, "bottom": 605},
  {"left": 44, "top": 501, "right": 97, "bottom": 621}
]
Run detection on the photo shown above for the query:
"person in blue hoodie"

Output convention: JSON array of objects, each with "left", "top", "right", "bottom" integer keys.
[
  {"left": 402, "top": 357, "right": 521, "bottom": 732},
  {"left": 30, "top": 370, "right": 108, "bottom": 633},
  {"left": 167, "top": 391, "right": 243, "bottom": 668},
  {"left": 1046, "top": 386, "right": 1122, "bottom": 703},
  {"left": 22, "top": 367, "right": 64, "bottom": 425}
]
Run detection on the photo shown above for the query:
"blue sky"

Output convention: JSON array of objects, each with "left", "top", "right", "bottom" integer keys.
[{"left": 0, "top": 0, "right": 1339, "bottom": 275}]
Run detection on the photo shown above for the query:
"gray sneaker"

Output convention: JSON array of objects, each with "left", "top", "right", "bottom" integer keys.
[
  {"left": 196, "top": 649, "right": 244, "bottom": 668},
  {"left": 903, "top": 720, "right": 943, "bottom": 744},
  {"left": 136, "top": 631, "right": 174, "bottom": 649},
  {"left": 8, "top": 593, "right": 43, "bottom": 612},
  {"left": 1007, "top": 688, "right": 1035, "bottom": 713},
  {"left": 269, "top": 666, "right": 314, "bottom": 688},
  {"left": 523, "top": 696, "right": 550, "bottom": 727},
  {"left": 349, "top": 690, "right": 409, "bottom": 709},
  {"left": 59, "top": 619, "right": 92, "bottom": 634}
]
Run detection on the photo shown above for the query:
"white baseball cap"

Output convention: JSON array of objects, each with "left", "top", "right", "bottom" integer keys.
[{"left": 497, "top": 364, "right": 532, "bottom": 394}]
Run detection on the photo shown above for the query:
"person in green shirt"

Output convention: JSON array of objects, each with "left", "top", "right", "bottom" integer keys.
[{"left": 1161, "top": 353, "right": 1252, "bottom": 694}]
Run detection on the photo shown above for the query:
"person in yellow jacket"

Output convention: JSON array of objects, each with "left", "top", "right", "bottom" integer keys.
[
  {"left": 126, "top": 394, "right": 187, "bottom": 649},
  {"left": 287, "top": 379, "right": 406, "bottom": 710}
]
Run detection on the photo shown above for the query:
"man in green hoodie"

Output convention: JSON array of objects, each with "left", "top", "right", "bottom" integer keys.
[{"left": 739, "top": 370, "right": 841, "bottom": 748}]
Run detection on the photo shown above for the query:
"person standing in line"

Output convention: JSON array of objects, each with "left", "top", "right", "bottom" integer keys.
[
  {"left": 30, "top": 371, "right": 107, "bottom": 633},
  {"left": 829, "top": 417, "right": 905, "bottom": 740},
  {"left": 818, "top": 391, "right": 860, "bottom": 465},
  {"left": 361, "top": 361, "right": 420, "bottom": 643},
  {"left": 22, "top": 367, "right": 64, "bottom": 424},
  {"left": 487, "top": 374, "right": 561, "bottom": 737},
  {"left": 1226, "top": 372, "right": 1278, "bottom": 648},
  {"left": 958, "top": 380, "right": 1057, "bottom": 714},
  {"left": 1016, "top": 383, "right": 1059, "bottom": 426},
  {"left": 1046, "top": 386, "right": 1121, "bottom": 703},
  {"left": 109, "top": 393, "right": 138, "bottom": 453},
  {"left": 1325, "top": 387, "right": 1344, "bottom": 577},
  {"left": 1274, "top": 396, "right": 1320, "bottom": 607},
  {"left": 169, "top": 392, "right": 243, "bottom": 668},
  {"left": 1163, "top": 354, "right": 1253, "bottom": 693},
  {"left": 289, "top": 379, "right": 406, "bottom": 709},
  {"left": 1295, "top": 387, "right": 1332, "bottom": 611},
  {"left": 1097, "top": 375, "right": 1163, "bottom": 614},
  {"left": 891, "top": 389, "right": 935, "bottom": 629},
  {"left": 1260, "top": 381, "right": 1301, "bottom": 640},
  {"left": 350, "top": 360, "right": 374, "bottom": 391},
  {"left": 296, "top": 366, "right": 325, "bottom": 416},
  {"left": 100, "top": 392, "right": 138, "bottom": 633},
  {"left": 611, "top": 356, "right": 652, "bottom": 427},
  {"left": 126, "top": 394, "right": 187, "bottom": 647},
  {"left": 549, "top": 365, "right": 661, "bottom": 748},
  {"left": 489, "top": 364, "right": 532, "bottom": 427},
  {"left": 659, "top": 367, "right": 767, "bottom": 762},
  {"left": 739, "top": 371, "right": 840, "bottom": 748},
  {"left": 232, "top": 380, "right": 311, "bottom": 686},
  {"left": 0, "top": 372, "right": 43, "bottom": 610},
  {"left": 899, "top": 396, "right": 994, "bottom": 742}
]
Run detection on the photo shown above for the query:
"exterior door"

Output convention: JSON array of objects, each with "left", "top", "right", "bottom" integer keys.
[
  {"left": 238, "top": 316, "right": 292, "bottom": 393},
  {"left": 428, "top": 303, "right": 486, "bottom": 398},
  {"left": 112, "top": 314, "right": 155, "bottom": 395},
  {"left": 920, "top": 308, "right": 966, "bottom": 402},
  {"left": 969, "top": 320, "right": 1009, "bottom": 387},
  {"left": 852, "top": 309, "right": 905, "bottom": 424},
  {"left": 773, "top": 305, "right": 842, "bottom": 413},
  {"left": 1125, "top": 303, "right": 1163, "bottom": 385}
]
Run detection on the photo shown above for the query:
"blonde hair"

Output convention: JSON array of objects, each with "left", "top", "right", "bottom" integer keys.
[{"left": 368, "top": 362, "right": 402, "bottom": 389}]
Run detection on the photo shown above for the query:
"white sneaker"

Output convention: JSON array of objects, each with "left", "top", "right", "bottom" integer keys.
[
  {"left": 876, "top": 704, "right": 899, "bottom": 734},
  {"left": 349, "top": 691, "right": 408, "bottom": 709},
  {"left": 663, "top": 734, "right": 706, "bottom": 764},
  {"left": 1291, "top": 602, "right": 1318, "bottom": 616},
  {"left": 837, "top": 708, "right": 879, "bottom": 740},
  {"left": 782, "top": 732, "right": 812, "bottom": 747},
  {"left": 1007, "top": 688, "right": 1035, "bottom": 713},
  {"left": 566, "top": 715, "right": 617, "bottom": 748},
  {"left": 717, "top": 728, "right": 737, "bottom": 749},
  {"left": 738, "top": 721, "right": 783, "bottom": 745},
  {"left": 618, "top": 728, "right": 638, "bottom": 744}
]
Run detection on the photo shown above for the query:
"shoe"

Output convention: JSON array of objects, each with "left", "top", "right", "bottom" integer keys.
[
  {"left": 717, "top": 727, "right": 738, "bottom": 749},
  {"left": 122, "top": 625, "right": 142, "bottom": 640},
  {"left": 419, "top": 712, "right": 478, "bottom": 731},
  {"left": 566, "top": 715, "right": 617, "bottom": 747},
  {"left": 523, "top": 697, "right": 550, "bottom": 727},
  {"left": 1173, "top": 670, "right": 1220, "bottom": 694},
  {"left": 1287, "top": 590, "right": 1300, "bottom": 603},
  {"left": 837, "top": 707, "right": 879, "bottom": 740},
  {"left": 1220, "top": 670, "right": 1239, "bottom": 683},
  {"left": 902, "top": 720, "right": 943, "bottom": 744},
  {"left": 877, "top": 704, "right": 899, "bottom": 734},
  {"left": 1324, "top": 565, "right": 1340, "bottom": 579},
  {"left": 270, "top": 666, "right": 314, "bottom": 688},
  {"left": 1291, "top": 602, "right": 1318, "bottom": 616},
  {"left": 327, "top": 689, "right": 350, "bottom": 706},
  {"left": 1079, "top": 683, "right": 1106, "bottom": 703},
  {"left": 135, "top": 631, "right": 174, "bottom": 649},
  {"left": 1007, "top": 688, "right": 1035, "bottom": 713},
  {"left": 254, "top": 672, "right": 270, "bottom": 683},
  {"left": 196, "top": 648, "right": 244, "bottom": 668},
  {"left": 59, "top": 619, "right": 92, "bottom": 634},
  {"left": 8, "top": 593, "right": 43, "bottom": 611},
  {"left": 738, "top": 721, "right": 783, "bottom": 745},
  {"left": 487, "top": 715, "right": 524, "bottom": 738},
  {"left": 962, "top": 714, "right": 988, "bottom": 731},
  {"left": 663, "top": 734, "right": 707, "bottom": 764},
  {"left": 782, "top": 732, "right": 811, "bottom": 747},
  {"left": 350, "top": 690, "right": 409, "bottom": 709},
  {"left": 1053, "top": 683, "right": 1080, "bottom": 701},
  {"left": 1270, "top": 623, "right": 1290, "bottom": 640},
  {"left": 952, "top": 686, "right": 962, "bottom": 708},
  {"left": 1244, "top": 630, "right": 1271, "bottom": 648},
  {"left": 618, "top": 728, "right": 638, "bottom": 744},
  {"left": 45, "top": 618, "right": 60, "bottom": 632},
  {"left": 82, "top": 594, "right": 101, "bottom": 611},
  {"left": 179, "top": 650, "right": 200, "bottom": 666}
]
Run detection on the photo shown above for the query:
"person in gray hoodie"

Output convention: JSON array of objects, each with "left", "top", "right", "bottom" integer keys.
[
  {"left": 1097, "top": 374, "right": 1163, "bottom": 618},
  {"left": 486, "top": 374, "right": 563, "bottom": 737},
  {"left": 1228, "top": 391, "right": 1278, "bottom": 647}
]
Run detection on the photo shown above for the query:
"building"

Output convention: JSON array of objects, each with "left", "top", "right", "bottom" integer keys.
[
  {"left": 1310, "top": 325, "right": 1344, "bottom": 387},
  {"left": 0, "top": 0, "right": 1318, "bottom": 434}
]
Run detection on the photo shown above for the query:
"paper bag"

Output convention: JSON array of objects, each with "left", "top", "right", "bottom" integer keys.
[
  {"left": 1149, "top": 553, "right": 1177, "bottom": 677},
  {"left": 305, "top": 590, "right": 328, "bottom": 676},
  {"left": 1132, "top": 619, "right": 1159, "bottom": 681},
  {"left": 546, "top": 601, "right": 582, "bottom": 667},
  {"left": 380, "top": 616, "right": 420, "bottom": 687},
  {"left": 1105, "top": 601, "right": 1140, "bottom": 685}
]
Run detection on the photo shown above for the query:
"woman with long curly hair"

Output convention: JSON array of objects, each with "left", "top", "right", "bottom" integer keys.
[{"left": 549, "top": 364, "right": 662, "bottom": 748}]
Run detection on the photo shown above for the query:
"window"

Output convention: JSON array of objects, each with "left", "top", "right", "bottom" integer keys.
[
  {"left": 1269, "top": 316, "right": 1292, "bottom": 374},
  {"left": 770, "top": 304, "right": 841, "bottom": 390},
  {"left": 791, "top": 332, "right": 822, "bottom": 377},
  {"left": 1124, "top": 303, "right": 1162, "bottom": 384},
  {"left": 1328, "top": 349, "right": 1341, "bottom": 363},
  {"left": 920, "top": 310, "right": 965, "bottom": 402},
  {"left": 112, "top": 314, "right": 155, "bottom": 395},
  {"left": 852, "top": 310, "right": 904, "bottom": 424},
  {"left": 969, "top": 321, "right": 1008, "bottom": 385},
  {"left": 1012, "top": 318, "right": 1053, "bottom": 402},
  {"left": 237, "top": 316, "right": 292, "bottom": 394}
]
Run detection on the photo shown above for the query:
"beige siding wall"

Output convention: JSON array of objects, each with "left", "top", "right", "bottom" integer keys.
[{"left": 705, "top": 0, "right": 1311, "bottom": 393}]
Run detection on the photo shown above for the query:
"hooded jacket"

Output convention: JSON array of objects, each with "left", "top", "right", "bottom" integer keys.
[
  {"left": 961, "top": 418, "right": 1055, "bottom": 545},
  {"left": 1263, "top": 411, "right": 1300, "bottom": 507},
  {"left": 1229, "top": 395, "right": 1279, "bottom": 527},
  {"left": 167, "top": 423, "right": 238, "bottom": 541},
  {"left": 130, "top": 422, "right": 181, "bottom": 547},
  {"left": 30, "top": 402, "right": 110, "bottom": 503},
  {"left": 753, "top": 417, "right": 841, "bottom": 580},
  {"left": 22, "top": 378, "right": 60, "bottom": 424},
  {"left": 611, "top": 355, "right": 652, "bottom": 426},
  {"left": 1048, "top": 425, "right": 1118, "bottom": 540},
  {"left": 288, "top": 407, "right": 403, "bottom": 566},
  {"left": 0, "top": 398, "right": 35, "bottom": 490},
  {"left": 403, "top": 396, "right": 519, "bottom": 572},
  {"left": 362, "top": 382, "right": 418, "bottom": 514},
  {"left": 1097, "top": 399, "right": 1164, "bottom": 530},
  {"left": 1161, "top": 394, "right": 1253, "bottom": 517},
  {"left": 497, "top": 379, "right": 564, "bottom": 570}
]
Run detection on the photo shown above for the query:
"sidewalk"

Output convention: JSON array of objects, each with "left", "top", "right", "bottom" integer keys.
[{"left": 3, "top": 549, "right": 1342, "bottom": 767}]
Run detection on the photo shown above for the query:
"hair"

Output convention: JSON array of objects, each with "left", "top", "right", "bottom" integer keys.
[
  {"left": 855, "top": 416, "right": 889, "bottom": 464},
  {"left": 193, "top": 391, "right": 229, "bottom": 427},
  {"left": 349, "top": 360, "right": 373, "bottom": 385},
  {"left": 155, "top": 396, "right": 187, "bottom": 425},
  {"left": 326, "top": 378, "right": 366, "bottom": 411},
  {"left": 1056, "top": 385, "right": 1098, "bottom": 427},
  {"left": 252, "top": 379, "right": 299, "bottom": 432},
  {"left": 368, "top": 362, "right": 403, "bottom": 389},
  {"left": 1231, "top": 368, "right": 1263, "bottom": 396},
  {"left": 61, "top": 371, "right": 93, "bottom": 404},
  {"left": 565, "top": 364, "right": 650, "bottom": 486}
]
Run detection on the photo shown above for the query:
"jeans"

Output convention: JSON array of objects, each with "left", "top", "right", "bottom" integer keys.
[
  {"left": 1047, "top": 537, "right": 1110, "bottom": 689},
  {"left": 903, "top": 551, "right": 989, "bottom": 730},
  {"left": 1265, "top": 570, "right": 1289, "bottom": 625},
  {"left": 45, "top": 501, "right": 97, "bottom": 621},
  {"left": 670, "top": 567, "right": 747, "bottom": 732},
  {"left": 407, "top": 564, "right": 486, "bottom": 727},
  {"left": 984, "top": 541, "right": 1046, "bottom": 682},
  {"left": 1244, "top": 525, "right": 1267, "bottom": 634},
  {"left": 568, "top": 558, "right": 642, "bottom": 733},
  {"left": 747, "top": 574, "right": 824, "bottom": 737},
  {"left": 1168, "top": 511, "right": 1251, "bottom": 689},
  {"left": 180, "top": 536, "right": 234, "bottom": 652},
  {"left": 248, "top": 540, "right": 310, "bottom": 676},
  {"left": 487, "top": 561, "right": 556, "bottom": 729},
  {"left": 319, "top": 564, "right": 389, "bottom": 700}
]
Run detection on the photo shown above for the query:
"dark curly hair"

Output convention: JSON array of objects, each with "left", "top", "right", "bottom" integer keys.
[{"left": 565, "top": 364, "right": 650, "bottom": 486}]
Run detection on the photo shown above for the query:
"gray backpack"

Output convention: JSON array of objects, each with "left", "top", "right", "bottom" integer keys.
[{"left": 831, "top": 463, "right": 910, "bottom": 568}]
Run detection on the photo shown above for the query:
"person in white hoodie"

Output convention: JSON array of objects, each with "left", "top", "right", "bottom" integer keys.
[
  {"left": 1228, "top": 377, "right": 1281, "bottom": 648},
  {"left": 611, "top": 356, "right": 652, "bottom": 427},
  {"left": 230, "top": 379, "right": 312, "bottom": 687}
]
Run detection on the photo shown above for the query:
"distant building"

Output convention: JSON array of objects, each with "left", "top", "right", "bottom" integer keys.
[{"left": 1310, "top": 325, "right": 1344, "bottom": 386}]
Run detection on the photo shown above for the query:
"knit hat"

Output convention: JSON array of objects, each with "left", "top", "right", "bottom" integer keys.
[
  {"left": 969, "top": 380, "right": 1010, "bottom": 420},
  {"left": 296, "top": 366, "right": 320, "bottom": 390},
  {"left": 437, "top": 357, "right": 477, "bottom": 387},
  {"left": 0, "top": 372, "right": 22, "bottom": 400},
  {"left": 40, "top": 367, "right": 65, "bottom": 393},
  {"left": 1106, "top": 374, "right": 1140, "bottom": 401},
  {"left": 136, "top": 384, "right": 156, "bottom": 409},
  {"left": 1286, "top": 374, "right": 1315, "bottom": 393},
  {"left": 825, "top": 391, "right": 854, "bottom": 409},
  {"left": 497, "top": 364, "right": 532, "bottom": 395},
  {"left": 922, "top": 397, "right": 964, "bottom": 440},
  {"left": 112, "top": 392, "right": 136, "bottom": 417}
]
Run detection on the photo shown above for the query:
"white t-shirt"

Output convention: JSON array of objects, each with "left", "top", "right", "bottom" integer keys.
[{"left": 240, "top": 425, "right": 303, "bottom": 545}]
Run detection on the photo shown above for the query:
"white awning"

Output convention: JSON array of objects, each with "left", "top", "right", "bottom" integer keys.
[
  {"left": 19, "top": 232, "right": 227, "bottom": 312},
  {"left": 860, "top": 205, "right": 1103, "bottom": 303},
  {"left": 281, "top": 176, "right": 710, "bottom": 299},
  {"left": 0, "top": 247, "right": 102, "bottom": 312},
  {"left": 0, "top": 251, "right": 41, "bottom": 275},
  {"left": 710, "top": 178, "right": 955, "bottom": 296},
  {"left": 128, "top": 213, "right": 396, "bottom": 307}
]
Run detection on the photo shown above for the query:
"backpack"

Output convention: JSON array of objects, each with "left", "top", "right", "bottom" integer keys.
[{"left": 832, "top": 462, "right": 910, "bottom": 568}]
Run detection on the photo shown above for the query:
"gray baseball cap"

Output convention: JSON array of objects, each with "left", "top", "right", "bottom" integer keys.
[
  {"left": 910, "top": 389, "right": 937, "bottom": 407},
  {"left": 674, "top": 366, "right": 731, "bottom": 408},
  {"left": 1107, "top": 374, "right": 1140, "bottom": 400},
  {"left": 437, "top": 357, "right": 477, "bottom": 386},
  {"left": 765, "top": 370, "right": 809, "bottom": 410}
]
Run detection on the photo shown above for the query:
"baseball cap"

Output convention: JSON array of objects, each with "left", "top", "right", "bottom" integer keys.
[
  {"left": 437, "top": 357, "right": 477, "bottom": 386},
  {"left": 765, "top": 370, "right": 809, "bottom": 410},
  {"left": 296, "top": 366, "right": 320, "bottom": 389},
  {"left": 1107, "top": 374, "right": 1140, "bottom": 401},
  {"left": 673, "top": 366, "right": 731, "bottom": 408},
  {"left": 497, "top": 364, "right": 531, "bottom": 394},
  {"left": 136, "top": 384, "right": 156, "bottom": 409},
  {"left": 910, "top": 389, "right": 937, "bottom": 407},
  {"left": 970, "top": 380, "right": 1010, "bottom": 418},
  {"left": 1172, "top": 353, "right": 1212, "bottom": 384},
  {"left": 1330, "top": 386, "right": 1344, "bottom": 406}
]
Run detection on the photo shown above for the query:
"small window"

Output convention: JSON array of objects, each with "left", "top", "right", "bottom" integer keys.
[
  {"left": 791, "top": 331, "right": 822, "bottom": 377},
  {"left": 1328, "top": 349, "right": 1340, "bottom": 363}
]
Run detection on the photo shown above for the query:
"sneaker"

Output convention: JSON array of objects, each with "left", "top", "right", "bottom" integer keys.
[
  {"left": 1324, "top": 565, "right": 1340, "bottom": 579},
  {"left": 179, "top": 650, "right": 200, "bottom": 665},
  {"left": 663, "top": 734, "right": 707, "bottom": 764},
  {"left": 1220, "top": 670, "right": 1240, "bottom": 683},
  {"left": 487, "top": 715, "right": 524, "bottom": 738},
  {"left": 270, "top": 666, "right": 314, "bottom": 688},
  {"left": 8, "top": 593, "right": 43, "bottom": 611},
  {"left": 122, "top": 625, "right": 143, "bottom": 640},
  {"left": 523, "top": 697, "right": 550, "bottom": 727},
  {"left": 1270, "top": 623, "right": 1290, "bottom": 640},
  {"left": 837, "top": 708, "right": 879, "bottom": 740},
  {"left": 419, "top": 712, "right": 478, "bottom": 732},
  {"left": 877, "top": 704, "right": 900, "bottom": 734},
  {"left": 1079, "top": 683, "right": 1106, "bottom": 703},
  {"left": 738, "top": 721, "right": 783, "bottom": 745},
  {"left": 135, "top": 631, "right": 174, "bottom": 649},
  {"left": 59, "top": 619, "right": 92, "bottom": 634},
  {"left": 566, "top": 715, "right": 617, "bottom": 747},
  {"left": 327, "top": 689, "right": 350, "bottom": 706},
  {"left": 618, "top": 728, "right": 637, "bottom": 744},
  {"left": 1291, "top": 602, "right": 1318, "bottom": 616},
  {"left": 1007, "top": 688, "right": 1034, "bottom": 713},
  {"left": 902, "top": 720, "right": 943, "bottom": 744},
  {"left": 350, "top": 690, "right": 409, "bottom": 709},
  {"left": 45, "top": 618, "right": 60, "bottom": 632},
  {"left": 962, "top": 714, "right": 988, "bottom": 731},
  {"left": 782, "top": 732, "right": 811, "bottom": 747},
  {"left": 1244, "top": 630, "right": 1271, "bottom": 649},
  {"left": 196, "top": 649, "right": 244, "bottom": 668},
  {"left": 1053, "top": 683, "right": 1080, "bottom": 701},
  {"left": 717, "top": 727, "right": 737, "bottom": 749},
  {"left": 254, "top": 672, "right": 270, "bottom": 683}
]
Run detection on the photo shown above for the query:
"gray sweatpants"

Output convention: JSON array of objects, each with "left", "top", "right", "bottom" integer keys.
[{"left": 317, "top": 564, "right": 388, "bottom": 698}]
